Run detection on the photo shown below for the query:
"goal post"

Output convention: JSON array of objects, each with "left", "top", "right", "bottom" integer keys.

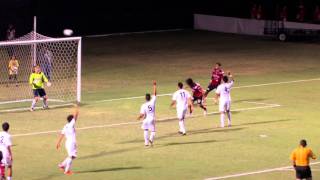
[{"left": 0, "top": 34, "right": 82, "bottom": 111}]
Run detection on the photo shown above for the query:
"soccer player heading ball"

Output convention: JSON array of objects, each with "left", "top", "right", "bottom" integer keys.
[
  {"left": 29, "top": 65, "right": 51, "bottom": 111},
  {"left": 204, "top": 62, "right": 224, "bottom": 103},
  {"left": 137, "top": 81, "right": 157, "bottom": 147},
  {"left": 185, "top": 78, "right": 207, "bottom": 115}
]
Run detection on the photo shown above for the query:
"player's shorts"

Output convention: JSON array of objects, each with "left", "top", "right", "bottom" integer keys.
[
  {"left": 295, "top": 166, "right": 312, "bottom": 179},
  {"left": 0, "top": 164, "right": 4, "bottom": 178},
  {"left": 219, "top": 100, "right": 231, "bottom": 112},
  {"left": 206, "top": 83, "right": 218, "bottom": 93},
  {"left": 177, "top": 108, "right": 187, "bottom": 120},
  {"left": 193, "top": 96, "right": 204, "bottom": 105},
  {"left": 33, "top": 88, "right": 46, "bottom": 97},
  {"left": 1, "top": 154, "right": 12, "bottom": 167},
  {"left": 65, "top": 141, "right": 77, "bottom": 158},
  {"left": 8, "top": 74, "right": 17, "bottom": 80},
  {"left": 141, "top": 119, "right": 155, "bottom": 132}
]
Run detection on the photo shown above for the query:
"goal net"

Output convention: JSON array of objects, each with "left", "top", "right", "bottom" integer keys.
[{"left": 0, "top": 31, "right": 81, "bottom": 112}]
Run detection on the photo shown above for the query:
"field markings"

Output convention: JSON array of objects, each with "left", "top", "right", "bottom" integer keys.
[
  {"left": 92, "top": 77, "right": 320, "bottom": 104},
  {"left": 11, "top": 101, "right": 280, "bottom": 137},
  {"left": 0, "top": 103, "right": 74, "bottom": 113},
  {"left": 204, "top": 161, "right": 320, "bottom": 180}
]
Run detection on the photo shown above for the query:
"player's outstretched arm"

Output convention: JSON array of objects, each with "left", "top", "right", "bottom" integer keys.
[
  {"left": 73, "top": 104, "right": 80, "bottom": 121},
  {"left": 56, "top": 134, "right": 64, "bottom": 150},
  {"left": 153, "top": 80, "right": 157, "bottom": 96},
  {"left": 227, "top": 71, "right": 234, "bottom": 81}
]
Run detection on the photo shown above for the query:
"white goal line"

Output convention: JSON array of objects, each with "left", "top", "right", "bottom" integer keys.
[
  {"left": 11, "top": 102, "right": 280, "bottom": 138},
  {"left": 93, "top": 77, "right": 320, "bottom": 104},
  {"left": 0, "top": 98, "right": 65, "bottom": 105},
  {"left": 0, "top": 103, "right": 73, "bottom": 113},
  {"left": 204, "top": 161, "right": 320, "bottom": 180}
]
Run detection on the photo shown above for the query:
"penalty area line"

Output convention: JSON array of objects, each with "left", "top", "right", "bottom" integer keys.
[
  {"left": 204, "top": 161, "right": 320, "bottom": 180},
  {"left": 11, "top": 104, "right": 280, "bottom": 137}
]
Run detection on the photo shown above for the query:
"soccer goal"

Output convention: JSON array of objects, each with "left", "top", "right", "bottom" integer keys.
[{"left": 0, "top": 31, "right": 81, "bottom": 112}]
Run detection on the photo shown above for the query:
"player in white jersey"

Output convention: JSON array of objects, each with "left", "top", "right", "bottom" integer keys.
[
  {"left": 215, "top": 72, "right": 234, "bottom": 128},
  {"left": 0, "top": 122, "right": 12, "bottom": 180},
  {"left": 137, "top": 81, "right": 157, "bottom": 147},
  {"left": 171, "top": 82, "right": 193, "bottom": 135},
  {"left": 56, "top": 105, "right": 79, "bottom": 175}
]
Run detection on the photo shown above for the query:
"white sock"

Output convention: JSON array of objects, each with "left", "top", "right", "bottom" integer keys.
[
  {"left": 220, "top": 113, "right": 225, "bottom": 127},
  {"left": 7, "top": 177, "right": 11, "bottom": 180},
  {"left": 61, "top": 157, "right": 69, "bottom": 167},
  {"left": 144, "top": 130, "right": 149, "bottom": 145},
  {"left": 31, "top": 99, "right": 37, "bottom": 108},
  {"left": 179, "top": 120, "right": 186, "bottom": 133},
  {"left": 150, "top": 131, "right": 156, "bottom": 142},
  {"left": 43, "top": 98, "right": 48, "bottom": 107},
  {"left": 64, "top": 157, "right": 73, "bottom": 173},
  {"left": 227, "top": 111, "right": 232, "bottom": 126}
]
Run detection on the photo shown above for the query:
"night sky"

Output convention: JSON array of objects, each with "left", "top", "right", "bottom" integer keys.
[{"left": 0, "top": 0, "right": 320, "bottom": 38}]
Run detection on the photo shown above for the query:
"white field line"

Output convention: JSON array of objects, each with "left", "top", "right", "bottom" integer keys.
[
  {"left": 95, "top": 93, "right": 172, "bottom": 103},
  {"left": 243, "top": 101, "right": 281, "bottom": 107},
  {"left": 0, "top": 98, "right": 65, "bottom": 105},
  {"left": 85, "top": 29, "right": 185, "bottom": 38},
  {"left": 204, "top": 161, "right": 320, "bottom": 180},
  {"left": 92, "top": 78, "right": 320, "bottom": 104},
  {"left": 11, "top": 103, "right": 280, "bottom": 137},
  {"left": 0, "top": 103, "right": 73, "bottom": 113}
]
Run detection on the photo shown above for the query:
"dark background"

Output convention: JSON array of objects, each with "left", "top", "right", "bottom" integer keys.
[{"left": 1, "top": 0, "right": 320, "bottom": 39}]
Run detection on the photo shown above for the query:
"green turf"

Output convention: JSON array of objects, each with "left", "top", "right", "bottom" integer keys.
[{"left": 1, "top": 30, "right": 320, "bottom": 179}]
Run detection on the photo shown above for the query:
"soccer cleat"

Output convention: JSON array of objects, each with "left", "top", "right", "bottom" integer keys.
[
  {"left": 58, "top": 164, "right": 65, "bottom": 171},
  {"left": 178, "top": 131, "right": 183, "bottom": 135},
  {"left": 30, "top": 108, "right": 34, "bottom": 112},
  {"left": 149, "top": 140, "right": 153, "bottom": 147},
  {"left": 203, "top": 110, "right": 207, "bottom": 116},
  {"left": 182, "top": 133, "right": 187, "bottom": 136},
  {"left": 64, "top": 171, "right": 73, "bottom": 175},
  {"left": 43, "top": 105, "right": 49, "bottom": 109}
]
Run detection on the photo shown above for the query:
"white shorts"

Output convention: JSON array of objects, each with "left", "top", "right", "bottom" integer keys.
[
  {"left": 1, "top": 156, "right": 11, "bottom": 167},
  {"left": 177, "top": 108, "right": 187, "bottom": 120},
  {"left": 141, "top": 119, "right": 155, "bottom": 132},
  {"left": 65, "top": 141, "right": 77, "bottom": 157},
  {"left": 219, "top": 100, "right": 231, "bottom": 112}
]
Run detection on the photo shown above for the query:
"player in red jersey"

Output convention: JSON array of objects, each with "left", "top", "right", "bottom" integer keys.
[
  {"left": 204, "top": 62, "right": 224, "bottom": 102},
  {"left": 186, "top": 78, "right": 207, "bottom": 115}
]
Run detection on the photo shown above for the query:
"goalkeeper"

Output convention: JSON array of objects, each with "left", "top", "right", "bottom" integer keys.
[{"left": 29, "top": 65, "right": 51, "bottom": 111}]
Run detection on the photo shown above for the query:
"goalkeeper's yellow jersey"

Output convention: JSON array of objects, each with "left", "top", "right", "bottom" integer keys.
[
  {"left": 29, "top": 72, "right": 48, "bottom": 89},
  {"left": 8, "top": 59, "right": 19, "bottom": 75}
]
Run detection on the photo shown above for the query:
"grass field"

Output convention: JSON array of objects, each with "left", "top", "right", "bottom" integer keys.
[{"left": 1, "top": 30, "right": 320, "bottom": 179}]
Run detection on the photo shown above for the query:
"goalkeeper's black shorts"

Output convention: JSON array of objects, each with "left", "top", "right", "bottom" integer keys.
[{"left": 33, "top": 88, "right": 46, "bottom": 97}]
